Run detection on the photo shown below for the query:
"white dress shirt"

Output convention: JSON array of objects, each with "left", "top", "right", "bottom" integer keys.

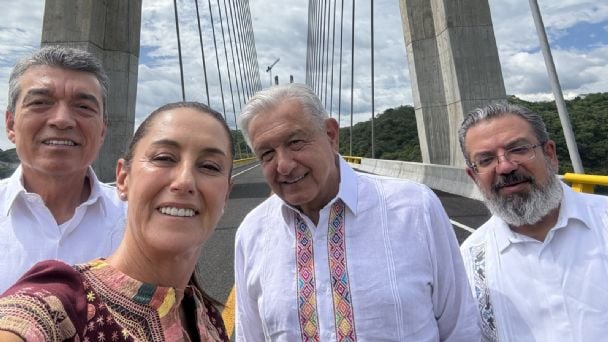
[
  {"left": 0, "top": 166, "right": 126, "bottom": 293},
  {"left": 235, "top": 157, "right": 479, "bottom": 341},
  {"left": 461, "top": 182, "right": 608, "bottom": 342}
]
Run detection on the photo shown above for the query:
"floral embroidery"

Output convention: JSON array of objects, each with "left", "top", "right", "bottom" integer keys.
[{"left": 471, "top": 244, "right": 499, "bottom": 342}]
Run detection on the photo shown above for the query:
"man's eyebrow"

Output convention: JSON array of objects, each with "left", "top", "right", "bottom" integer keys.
[
  {"left": 22, "top": 88, "right": 51, "bottom": 99},
  {"left": 472, "top": 138, "right": 532, "bottom": 158},
  {"left": 21, "top": 89, "right": 101, "bottom": 108},
  {"left": 505, "top": 138, "right": 531, "bottom": 148},
  {"left": 74, "top": 92, "right": 101, "bottom": 107}
]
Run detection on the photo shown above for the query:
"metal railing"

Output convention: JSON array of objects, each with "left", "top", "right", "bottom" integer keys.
[
  {"left": 342, "top": 156, "right": 362, "bottom": 165},
  {"left": 562, "top": 173, "right": 608, "bottom": 194},
  {"left": 346, "top": 156, "right": 608, "bottom": 196},
  {"left": 233, "top": 156, "right": 257, "bottom": 166}
]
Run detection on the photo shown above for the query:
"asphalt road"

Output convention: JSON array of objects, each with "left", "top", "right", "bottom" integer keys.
[{"left": 197, "top": 161, "right": 492, "bottom": 338}]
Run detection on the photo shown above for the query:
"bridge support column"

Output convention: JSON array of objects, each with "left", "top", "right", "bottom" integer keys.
[
  {"left": 399, "top": 0, "right": 506, "bottom": 166},
  {"left": 42, "top": 0, "right": 142, "bottom": 182}
]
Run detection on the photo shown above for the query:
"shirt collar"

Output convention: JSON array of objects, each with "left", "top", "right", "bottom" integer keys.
[
  {"left": 494, "top": 180, "right": 590, "bottom": 253},
  {"left": 492, "top": 216, "right": 518, "bottom": 253},
  {"left": 553, "top": 181, "right": 594, "bottom": 230},
  {"left": 1, "top": 165, "right": 108, "bottom": 217},
  {"left": 335, "top": 155, "right": 358, "bottom": 215},
  {"left": 280, "top": 154, "right": 359, "bottom": 219},
  {"left": 1, "top": 165, "right": 26, "bottom": 216},
  {"left": 83, "top": 166, "right": 109, "bottom": 217}
]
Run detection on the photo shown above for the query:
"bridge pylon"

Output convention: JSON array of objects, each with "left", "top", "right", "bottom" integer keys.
[
  {"left": 399, "top": 0, "right": 506, "bottom": 167},
  {"left": 42, "top": 0, "right": 143, "bottom": 182}
]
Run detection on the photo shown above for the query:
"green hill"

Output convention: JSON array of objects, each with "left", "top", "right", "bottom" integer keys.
[
  {"left": 1, "top": 93, "right": 606, "bottom": 179},
  {"left": 339, "top": 93, "right": 608, "bottom": 175}
]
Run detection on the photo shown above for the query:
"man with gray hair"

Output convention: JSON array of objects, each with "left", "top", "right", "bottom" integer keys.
[
  {"left": 234, "top": 83, "right": 479, "bottom": 341},
  {"left": 0, "top": 46, "right": 126, "bottom": 292},
  {"left": 459, "top": 103, "right": 608, "bottom": 341}
]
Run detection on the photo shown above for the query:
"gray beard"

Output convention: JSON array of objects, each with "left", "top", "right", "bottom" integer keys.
[{"left": 482, "top": 172, "right": 563, "bottom": 227}]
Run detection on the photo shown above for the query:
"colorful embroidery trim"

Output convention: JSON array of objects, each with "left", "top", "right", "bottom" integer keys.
[
  {"left": 295, "top": 213, "right": 320, "bottom": 341},
  {"left": 328, "top": 199, "right": 357, "bottom": 341},
  {"left": 294, "top": 200, "right": 357, "bottom": 342}
]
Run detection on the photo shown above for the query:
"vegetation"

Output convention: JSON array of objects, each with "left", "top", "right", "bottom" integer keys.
[
  {"left": 0, "top": 93, "right": 606, "bottom": 178},
  {"left": 509, "top": 93, "right": 608, "bottom": 175},
  {"left": 339, "top": 105, "right": 422, "bottom": 162},
  {"left": 339, "top": 93, "right": 608, "bottom": 176},
  {"left": 232, "top": 130, "right": 255, "bottom": 160}
]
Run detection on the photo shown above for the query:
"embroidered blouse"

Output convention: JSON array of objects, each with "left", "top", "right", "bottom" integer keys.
[{"left": 0, "top": 259, "right": 229, "bottom": 341}]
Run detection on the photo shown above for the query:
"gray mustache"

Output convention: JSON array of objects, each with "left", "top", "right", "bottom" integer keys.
[{"left": 493, "top": 172, "right": 534, "bottom": 192}]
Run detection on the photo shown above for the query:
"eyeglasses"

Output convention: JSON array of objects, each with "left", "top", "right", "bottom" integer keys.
[{"left": 469, "top": 142, "right": 545, "bottom": 174}]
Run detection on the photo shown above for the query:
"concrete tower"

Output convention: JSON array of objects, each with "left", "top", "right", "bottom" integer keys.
[
  {"left": 400, "top": 0, "right": 506, "bottom": 166},
  {"left": 41, "top": 0, "right": 142, "bottom": 182}
]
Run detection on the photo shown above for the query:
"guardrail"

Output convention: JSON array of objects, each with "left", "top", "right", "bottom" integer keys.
[
  {"left": 233, "top": 157, "right": 257, "bottom": 166},
  {"left": 562, "top": 173, "right": 608, "bottom": 194},
  {"left": 347, "top": 156, "right": 608, "bottom": 197},
  {"left": 343, "top": 156, "right": 362, "bottom": 165}
]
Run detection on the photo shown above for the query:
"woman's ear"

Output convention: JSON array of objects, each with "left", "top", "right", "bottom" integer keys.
[{"left": 116, "top": 158, "right": 129, "bottom": 200}]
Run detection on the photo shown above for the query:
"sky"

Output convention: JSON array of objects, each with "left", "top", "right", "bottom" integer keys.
[{"left": 0, "top": 0, "right": 606, "bottom": 151}]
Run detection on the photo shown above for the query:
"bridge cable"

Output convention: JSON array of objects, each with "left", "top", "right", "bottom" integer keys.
[
  {"left": 194, "top": 0, "right": 211, "bottom": 105},
  {"left": 308, "top": 0, "right": 316, "bottom": 88},
  {"left": 244, "top": 0, "right": 262, "bottom": 90},
  {"left": 217, "top": 0, "right": 238, "bottom": 115},
  {"left": 320, "top": 0, "right": 328, "bottom": 106},
  {"left": 237, "top": 0, "right": 253, "bottom": 92},
  {"left": 227, "top": 0, "right": 251, "bottom": 154},
  {"left": 237, "top": 0, "right": 254, "bottom": 96},
  {"left": 371, "top": 0, "right": 375, "bottom": 158},
  {"left": 349, "top": 0, "right": 355, "bottom": 156},
  {"left": 305, "top": 0, "right": 312, "bottom": 85},
  {"left": 207, "top": 0, "right": 228, "bottom": 120},
  {"left": 320, "top": 0, "right": 328, "bottom": 104},
  {"left": 314, "top": 0, "right": 321, "bottom": 93},
  {"left": 216, "top": 0, "right": 241, "bottom": 159},
  {"left": 337, "top": 0, "right": 345, "bottom": 147},
  {"left": 173, "top": 0, "right": 186, "bottom": 101},
  {"left": 236, "top": 0, "right": 252, "bottom": 100},
  {"left": 231, "top": 1, "right": 248, "bottom": 98},
  {"left": 317, "top": 0, "right": 324, "bottom": 95},
  {"left": 323, "top": 0, "right": 332, "bottom": 110},
  {"left": 225, "top": 0, "right": 245, "bottom": 107},
  {"left": 328, "top": 0, "right": 337, "bottom": 118}
]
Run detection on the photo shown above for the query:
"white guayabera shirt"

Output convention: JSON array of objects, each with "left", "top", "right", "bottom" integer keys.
[
  {"left": 0, "top": 166, "right": 126, "bottom": 293},
  {"left": 235, "top": 157, "right": 479, "bottom": 341},
  {"left": 461, "top": 182, "right": 608, "bottom": 342}
]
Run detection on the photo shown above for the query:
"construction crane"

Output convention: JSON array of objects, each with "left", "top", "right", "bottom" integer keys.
[{"left": 266, "top": 58, "right": 280, "bottom": 86}]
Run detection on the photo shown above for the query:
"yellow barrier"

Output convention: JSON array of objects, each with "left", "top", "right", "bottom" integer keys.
[
  {"left": 233, "top": 156, "right": 257, "bottom": 166},
  {"left": 563, "top": 173, "right": 608, "bottom": 194},
  {"left": 343, "top": 156, "right": 362, "bottom": 165}
]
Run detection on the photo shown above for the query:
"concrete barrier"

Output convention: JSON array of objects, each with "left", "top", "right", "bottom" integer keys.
[{"left": 351, "top": 158, "right": 484, "bottom": 201}]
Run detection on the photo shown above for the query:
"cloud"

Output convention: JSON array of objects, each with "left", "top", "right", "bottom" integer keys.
[{"left": 0, "top": 0, "right": 606, "bottom": 152}]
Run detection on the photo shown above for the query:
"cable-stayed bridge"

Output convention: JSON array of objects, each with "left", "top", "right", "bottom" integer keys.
[{"left": 18, "top": 0, "right": 608, "bottom": 338}]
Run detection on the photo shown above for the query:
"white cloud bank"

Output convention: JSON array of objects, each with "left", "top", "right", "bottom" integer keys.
[{"left": 0, "top": 0, "right": 606, "bottom": 150}]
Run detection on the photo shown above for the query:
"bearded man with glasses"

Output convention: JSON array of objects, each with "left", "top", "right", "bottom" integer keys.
[{"left": 457, "top": 103, "right": 608, "bottom": 342}]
